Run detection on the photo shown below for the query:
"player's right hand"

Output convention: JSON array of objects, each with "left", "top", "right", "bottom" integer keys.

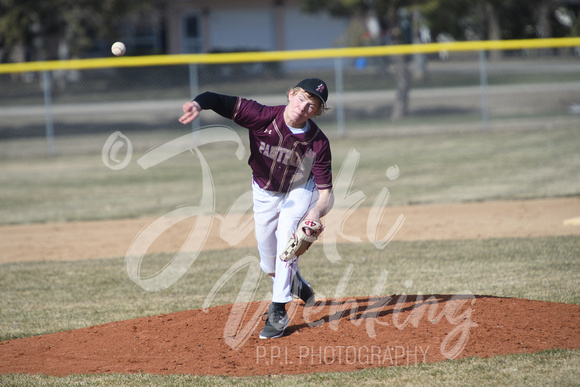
[{"left": 179, "top": 101, "right": 201, "bottom": 124}]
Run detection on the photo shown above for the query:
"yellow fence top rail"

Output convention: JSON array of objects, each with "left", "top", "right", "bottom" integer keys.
[{"left": 1, "top": 37, "right": 579, "bottom": 74}]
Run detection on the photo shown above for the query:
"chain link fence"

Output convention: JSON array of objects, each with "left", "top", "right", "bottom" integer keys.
[{"left": 0, "top": 42, "right": 579, "bottom": 159}]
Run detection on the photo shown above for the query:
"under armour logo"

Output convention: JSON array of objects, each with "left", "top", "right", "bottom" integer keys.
[
  {"left": 316, "top": 84, "right": 325, "bottom": 93},
  {"left": 266, "top": 129, "right": 272, "bottom": 134}
]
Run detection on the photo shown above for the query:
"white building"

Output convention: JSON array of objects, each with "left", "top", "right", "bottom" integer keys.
[{"left": 164, "top": 0, "right": 349, "bottom": 54}]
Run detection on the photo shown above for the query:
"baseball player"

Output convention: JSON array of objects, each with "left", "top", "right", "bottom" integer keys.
[{"left": 179, "top": 78, "right": 334, "bottom": 339}]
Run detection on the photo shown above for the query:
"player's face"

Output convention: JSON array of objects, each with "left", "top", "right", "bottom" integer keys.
[{"left": 284, "top": 90, "right": 320, "bottom": 128}]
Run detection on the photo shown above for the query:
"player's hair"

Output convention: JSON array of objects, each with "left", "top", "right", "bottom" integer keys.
[{"left": 290, "top": 87, "right": 329, "bottom": 117}]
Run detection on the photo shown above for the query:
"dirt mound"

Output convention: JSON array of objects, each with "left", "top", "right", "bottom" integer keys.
[{"left": 1, "top": 295, "right": 578, "bottom": 376}]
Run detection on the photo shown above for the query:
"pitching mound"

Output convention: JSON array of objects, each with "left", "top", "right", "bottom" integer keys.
[{"left": 1, "top": 295, "right": 578, "bottom": 376}]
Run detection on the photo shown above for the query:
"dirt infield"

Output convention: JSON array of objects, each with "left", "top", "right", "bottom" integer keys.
[
  {"left": 1, "top": 197, "right": 579, "bottom": 264},
  {"left": 1, "top": 197, "right": 579, "bottom": 376}
]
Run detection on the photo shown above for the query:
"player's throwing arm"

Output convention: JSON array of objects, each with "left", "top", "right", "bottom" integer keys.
[{"left": 179, "top": 101, "right": 202, "bottom": 124}]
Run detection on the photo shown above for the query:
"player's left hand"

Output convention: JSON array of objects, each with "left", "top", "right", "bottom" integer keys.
[
  {"left": 303, "top": 212, "right": 321, "bottom": 236},
  {"left": 279, "top": 219, "right": 324, "bottom": 262}
]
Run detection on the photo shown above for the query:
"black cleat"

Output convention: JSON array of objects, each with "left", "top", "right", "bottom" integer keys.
[
  {"left": 259, "top": 303, "right": 289, "bottom": 339},
  {"left": 291, "top": 267, "right": 315, "bottom": 306}
]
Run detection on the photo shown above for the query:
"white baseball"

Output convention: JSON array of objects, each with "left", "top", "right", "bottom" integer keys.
[
  {"left": 111, "top": 41, "right": 126, "bottom": 56},
  {"left": 386, "top": 164, "right": 400, "bottom": 180}
]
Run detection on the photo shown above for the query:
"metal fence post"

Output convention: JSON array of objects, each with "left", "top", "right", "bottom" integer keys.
[
  {"left": 479, "top": 50, "right": 490, "bottom": 131},
  {"left": 42, "top": 71, "right": 55, "bottom": 155},
  {"left": 334, "top": 57, "right": 345, "bottom": 137},
  {"left": 189, "top": 63, "right": 200, "bottom": 131}
]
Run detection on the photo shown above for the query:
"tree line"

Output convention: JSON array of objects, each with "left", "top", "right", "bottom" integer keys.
[{"left": 1, "top": 0, "right": 577, "bottom": 119}]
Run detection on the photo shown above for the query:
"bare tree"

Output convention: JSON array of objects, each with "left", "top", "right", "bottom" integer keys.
[
  {"left": 483, "top": 1, "right": 502, "bottom": 60},
  {"left": 303, "top": 0, "right": 426, "bottom": 120}
]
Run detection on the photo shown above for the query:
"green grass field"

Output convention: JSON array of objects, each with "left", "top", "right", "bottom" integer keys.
[
  {"left": 1, "top": 125, "right": 579, "bottom": 225},
  {"left": 1, "top": 125, "right": 579, "bottom": 385}
]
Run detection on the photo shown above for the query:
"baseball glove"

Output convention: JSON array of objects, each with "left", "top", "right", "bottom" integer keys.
[{"left": 280, "top": 219, "right": 324, "bottom": 262}]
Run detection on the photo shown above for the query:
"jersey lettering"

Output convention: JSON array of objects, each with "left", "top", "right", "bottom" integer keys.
[
  {"left": 258, "top": 141, "right": 301, "bottom": 167},
  {"left": 268, "top": 145, "right": 278, "bottom": 160}
]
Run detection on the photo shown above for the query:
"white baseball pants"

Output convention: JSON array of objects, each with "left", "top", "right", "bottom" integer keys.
[{"left": 252, "top": 178, "right": 318, "bottom": 303}]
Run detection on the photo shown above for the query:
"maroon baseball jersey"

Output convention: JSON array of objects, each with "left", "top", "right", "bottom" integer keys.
[{"left": 232, "top": 98, "right": 332, "bottom": 193}]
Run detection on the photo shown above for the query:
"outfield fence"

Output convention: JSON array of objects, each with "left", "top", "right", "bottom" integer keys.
[{"left": 0, "top": 38, "right": 579, "bottom": 157}]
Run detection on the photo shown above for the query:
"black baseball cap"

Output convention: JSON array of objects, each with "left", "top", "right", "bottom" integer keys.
[{"left": 295, "top": 78, "right": 328, "bottom": 108}]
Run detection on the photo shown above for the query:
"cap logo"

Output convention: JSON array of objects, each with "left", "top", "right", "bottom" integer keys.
[{"left": 316, "top": 84, "right": 325, "bottom": 93}]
